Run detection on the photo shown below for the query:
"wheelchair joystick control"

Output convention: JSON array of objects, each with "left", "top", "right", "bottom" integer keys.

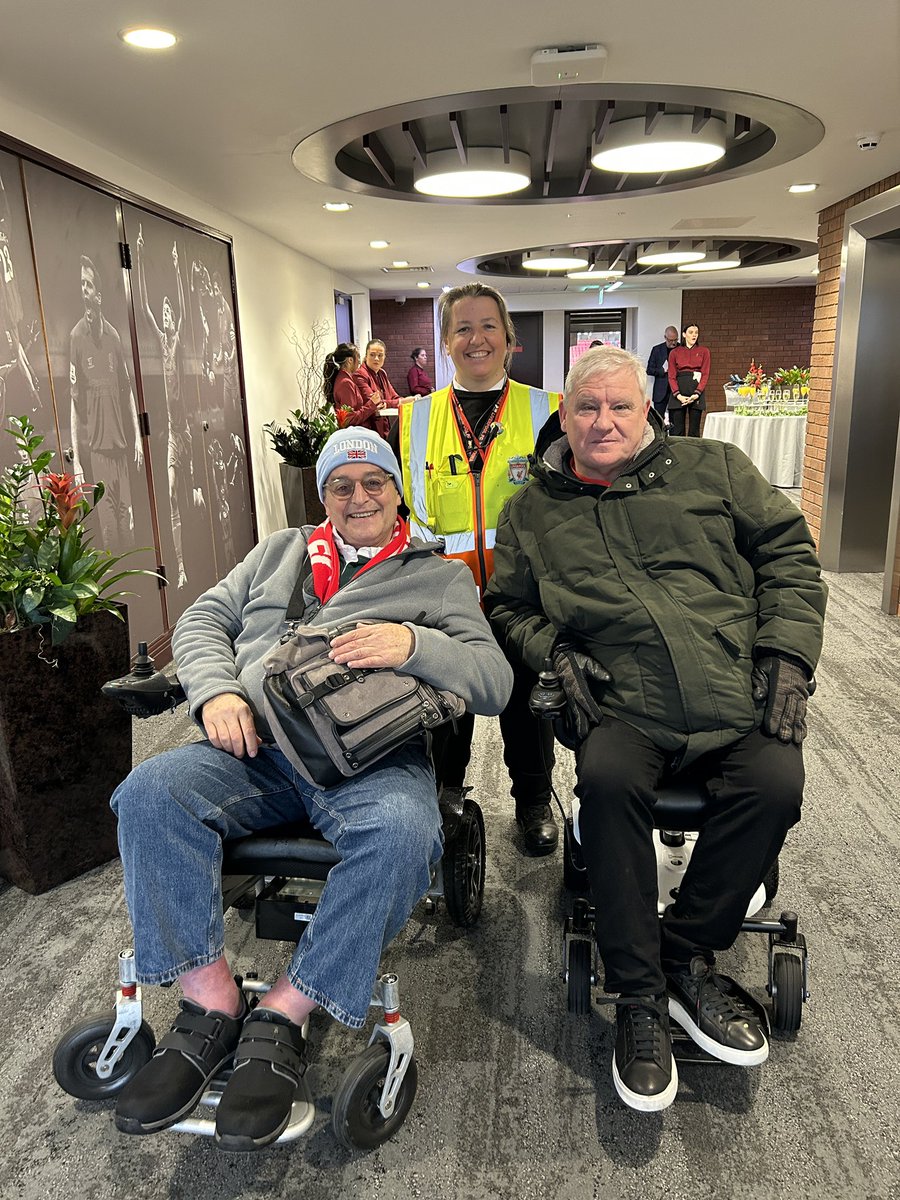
[
  {"left": 130, "top": 642, "right": 155, "bottom": 678},
  {"left": 101, "top": 638, "right": 187, "bottom": 717},
  {"left": 529, "top": 657, "right": 568, "bottom": 720}
]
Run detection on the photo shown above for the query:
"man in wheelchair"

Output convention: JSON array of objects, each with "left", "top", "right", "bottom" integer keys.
[
  {"left": 484, "top": 345, "right": 827, "bottom": 1113},
  {"left": 110, "top": 427, "right": 512, "bottom": 1149}
]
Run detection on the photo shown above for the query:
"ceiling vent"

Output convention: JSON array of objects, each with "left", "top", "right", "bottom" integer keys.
[{"left": 381, "top": 264, "right": 433, "bottom": 273}]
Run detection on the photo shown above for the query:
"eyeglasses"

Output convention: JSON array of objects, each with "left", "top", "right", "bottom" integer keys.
[{"left": 324, "top": 473, "right": 393, "bottom": 500}]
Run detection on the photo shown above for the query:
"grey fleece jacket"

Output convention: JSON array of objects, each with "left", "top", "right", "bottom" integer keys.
[{"left": 172, "top": 527, "right": 513, "bottom": 738}]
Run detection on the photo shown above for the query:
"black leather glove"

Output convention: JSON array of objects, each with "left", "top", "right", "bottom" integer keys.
[
  {"left": 552, "top": 645, "right": 612, "bottom": 741},
  {"left": 751, "top": 653, "right": 815, "bottom": 745}
]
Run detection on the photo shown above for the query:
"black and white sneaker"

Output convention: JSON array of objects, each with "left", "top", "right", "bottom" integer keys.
[
  {"left": 612, "top": 995, "right": 678, "bottom": 1112},
  {"left": 667, "top": 957, "right": 768, "bottom": 1066}
]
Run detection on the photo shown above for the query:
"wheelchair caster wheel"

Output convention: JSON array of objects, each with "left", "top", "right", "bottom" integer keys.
[
  {"left": 332, "top": 1043, "right": 418, "bottom": 1150},
  {"left": 443, "top": 798, "right": 485, "bottom": 928},
  {"left": 52, "top": 1013, "right": 156, "bottom": 1100},
  {"left": 566, "top": 938, "right": 593, "bottom": 1015},
  {"left": 771, "top": 951, "right": 803, "bottom": 1033}
]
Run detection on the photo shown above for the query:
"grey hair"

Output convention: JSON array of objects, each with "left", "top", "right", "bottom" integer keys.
[{"left": 564, "top": 345, "right": 647, "bottom": 403}]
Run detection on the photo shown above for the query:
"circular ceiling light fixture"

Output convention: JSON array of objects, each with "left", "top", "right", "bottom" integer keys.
[
  {"left": 788, "top": 182, "right": 818, "bottom": 193},
  {"left": 369, "top": 239, "right": 390, "bottom": 248},
  {"left": 416, "top": 281, "right": 430, "bottom": 289},
  {"left": 119, "top": 27, "right": 178, "bottom": 49},
  {"left": 414, "top": 148, "right": 531, "bottom": 198},
  {"left": 637, "top": 242, "right": 706, "bottom": 266},
  {"left": 523, "top": 248, "right": 590, "bottom": 271},
  {"left": 677, "top": 251, "right": 741, "bottom": 272},
  {"left": 566, "top": 264, "right": 626, "bottom": 280},
  {"left": 322, "top": 201, "right": 352, "bottom": 212},
  {"left": 591, "top": 115, "right": 727, "bottom": 174}
]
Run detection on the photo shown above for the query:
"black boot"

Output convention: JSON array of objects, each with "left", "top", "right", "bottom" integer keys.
[{"left": 516, "top": 803, "right": 558, "bottom": 855}]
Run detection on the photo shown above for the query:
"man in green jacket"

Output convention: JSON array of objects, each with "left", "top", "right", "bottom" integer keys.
[{"left": 484, "top": 345, "right": 827, "bottom": 1113}]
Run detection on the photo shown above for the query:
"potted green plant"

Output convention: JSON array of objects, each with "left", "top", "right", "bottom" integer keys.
[
  {"left": 263, "top": 318, "right": 338, "bottom": 527},
  {"left": 0, "top": 415, "right": 157, "bottom": 894}
]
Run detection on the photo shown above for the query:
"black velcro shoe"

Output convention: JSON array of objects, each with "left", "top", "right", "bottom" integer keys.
[
  {"left": 667, "top": 957, "right": 769, "bottom": 1066},
  {"left": 215, "top": 1008, "right": 307, "bottom": 1151},
  {"left": 516, "top": 804, "right": 558, "bottom": 856},
  {"left": 114, "top": 997, "right": 246, "bottom": 1134},
  {"left": 613, "top": 995, "right": 678, "bottom": 1112}
]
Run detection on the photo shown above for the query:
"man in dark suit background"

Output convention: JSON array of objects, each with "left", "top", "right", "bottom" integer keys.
[{"left": 646, "top": 325, "right": 679, "bottom": 418}]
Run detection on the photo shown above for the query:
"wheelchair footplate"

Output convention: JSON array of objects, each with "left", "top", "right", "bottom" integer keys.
[
  {"left": 171, "top": 1068, "right": 315, "bottom": 1141},
  {"left": 669, "top": 973, "right": 771, "bottom": 1064}
]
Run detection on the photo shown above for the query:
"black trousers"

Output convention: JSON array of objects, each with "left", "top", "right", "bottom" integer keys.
[
  {"left": 431, "top": 662, "right": 555, "bottom": 805},
  {"left": 575, "top": 716, "right": 804, "bottom": 996},
  {"left": 668, "top": 404, "right": 702, "bottom": 437}
]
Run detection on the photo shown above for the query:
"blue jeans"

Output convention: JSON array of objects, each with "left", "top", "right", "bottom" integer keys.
[{"left": 111, "top": 741, "right": 441, "bottom": 1028}]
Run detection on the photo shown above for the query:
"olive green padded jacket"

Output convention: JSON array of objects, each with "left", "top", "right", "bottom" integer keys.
[{"left": 484, "top": 414, "right": 827, "bottom": 766}]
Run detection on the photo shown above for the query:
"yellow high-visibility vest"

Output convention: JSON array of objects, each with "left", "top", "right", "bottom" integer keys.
[{"left": 399, "top": 379, "right": 559, "bottom": 594}]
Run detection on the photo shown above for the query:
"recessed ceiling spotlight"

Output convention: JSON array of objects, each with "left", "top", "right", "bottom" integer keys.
[
  {"left": 416, "top": 281, "right": 430, "bottom": 289},
  {"left": 322, "top": 201, "right": 352, "bottom": 212},
  {"left": 392, "top": 260, "right": 409, "bottom": 268},
  {"left": 369, "top": 240, "right": 390, "bottom": 249},
  {"left": 566, "top": 264, "right": 626, "bottom": 280},
  {"left": 523, "top": 248, "right": 590, "bottom": 271},
  {"left": 677, "top": 252, "right": 741, "bottom": 272},
  {"left": 119, "top": 27, "right": 178, "bottom": 50},
  {"left": 441, "top": 285, "right": 452, "bottom": 293},
  {"left": 636, "top": 242, "right": 706, "bottom": 266},
  {"left": 788, "top": 183, "right": 818, "bottom": 193},
  {"left": 414, "top": 148, "right": 531, "bottom": 198},
  {"left": 591, "top": 115, "right": 727, "bottom": 174}
]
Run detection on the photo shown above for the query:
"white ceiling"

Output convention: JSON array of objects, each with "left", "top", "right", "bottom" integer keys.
[{"left": 2, "top": 0, "right": 898, "bottom": 297}]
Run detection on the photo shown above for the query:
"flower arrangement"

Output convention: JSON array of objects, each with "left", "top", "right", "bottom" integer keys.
[
  {"left": 744, "top": 359, "right": 766, "bottom": 389},
  {"left": 0, "top": 415, "right": 153, "bottom": 646},
  {"left": 770, "top": 366, "right": 810, "bottom": 391}
]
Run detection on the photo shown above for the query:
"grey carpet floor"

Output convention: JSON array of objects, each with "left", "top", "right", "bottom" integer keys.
[{"left": 1, "top": 570, "right": 899, "bottom": 1200}]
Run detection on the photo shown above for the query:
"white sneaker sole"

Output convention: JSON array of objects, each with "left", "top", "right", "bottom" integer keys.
[
  {"left": 668, "top": 997, "right": 769, "bottom": 1066},
  {"left": 612, "top": 1053, "right": 678, "bottom": 1111}
]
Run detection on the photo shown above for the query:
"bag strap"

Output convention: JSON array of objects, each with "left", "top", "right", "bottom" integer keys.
[{"left": 286, "top": 555, "right": 314, "bottom": 623}]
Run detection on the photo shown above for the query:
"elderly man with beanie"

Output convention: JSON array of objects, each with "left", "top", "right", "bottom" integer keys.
[{"left": 111, "top": 427, "right": 512, "bottom": 1150}]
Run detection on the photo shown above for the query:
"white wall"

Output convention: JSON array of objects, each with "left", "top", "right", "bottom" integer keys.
[
  {"left": 506, "top": 288, "right": 684, "bottom": 395},
  {"left": 0, "top": 95, "right": 370, "bottom": 537}
]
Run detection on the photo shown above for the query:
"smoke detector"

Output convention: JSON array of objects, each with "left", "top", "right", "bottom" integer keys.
[{"left": 530, "top": 45, "right": 607, "bottom": 87}]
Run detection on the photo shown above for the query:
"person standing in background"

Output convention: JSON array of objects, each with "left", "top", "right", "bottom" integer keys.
[
  {"left": 323, "top": 342, "right": 389, "bottom": 438},
  {"left": 354, "top": 339, "right": 404, "bottom": 413},
  {"left": 667, "top": 322, "right": 710, "bottom": 438},
  {"left": 407, "top": 346, "right": 434, "bottom": 397},
  {"left": 646, "top": 326, "right": 679, "bottom": 420}
]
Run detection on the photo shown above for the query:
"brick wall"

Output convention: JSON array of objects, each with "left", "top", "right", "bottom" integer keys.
[
  {"left": 803, "top": 171, "right": 900, "bottom": 549},
  {"left": 370, "top": 298, "right": 436, "bottom": 396},
  {"left": 681, "top": 287, "right": 815, "bottom": 415}
]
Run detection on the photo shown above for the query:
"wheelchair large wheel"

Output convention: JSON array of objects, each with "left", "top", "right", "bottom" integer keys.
[
  {"left": 52, "top": 1013, "right": 156, "bottom": 1100},
  {"left": 566, "top": 938, "right": 593, "bottom": 1015},
  {"left": 332, "top": 1043, "right": 418, "bottom": 1151},
  {"left": 771, "top": 951, "right": 803, "bottom": 1033},
  {"left": 443, "top": 798, "right": 485, "bottom": 927}
]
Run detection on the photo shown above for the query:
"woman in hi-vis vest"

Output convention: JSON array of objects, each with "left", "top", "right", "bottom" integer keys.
[{"left": 395, "top": 283, "right": 560, "bottom": 855}]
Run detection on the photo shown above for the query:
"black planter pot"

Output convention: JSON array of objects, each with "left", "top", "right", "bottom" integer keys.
[
  {"left": 0, "top": 610, "right": 132, "bottom": 894},
  {"left": 279, "top": 461, "right": 325, "bottom": 528}
]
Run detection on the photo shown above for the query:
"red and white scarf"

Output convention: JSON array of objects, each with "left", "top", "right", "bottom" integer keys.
[{"left": 306, "top": 517, "right": 411, "bottom": 604}]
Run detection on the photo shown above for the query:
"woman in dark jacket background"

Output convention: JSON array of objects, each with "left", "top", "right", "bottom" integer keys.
[{"left": 407, "top": 346, "right": 434, "bottom": 397}]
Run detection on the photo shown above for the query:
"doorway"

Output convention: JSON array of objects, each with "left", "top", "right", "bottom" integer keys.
[
  {"left": 818, "top": 187, "right": 900, "bottom": 612},
  {"left": 334, "top": 291, "right": 353, "bottom": 345},
  {"left": 510, "top": 311, "right": 543, "bottom": 389}
]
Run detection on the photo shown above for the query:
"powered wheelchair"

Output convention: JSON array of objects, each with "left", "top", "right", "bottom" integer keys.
[
  {"left": 529, "top": 661, "right": 809, "bottom": 1056},
  {"left": 52, "top": 642, "right": 486, "bottom": 1151}
]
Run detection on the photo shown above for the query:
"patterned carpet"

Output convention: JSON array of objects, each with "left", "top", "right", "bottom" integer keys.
[{"left": 1, "top": 570, "right": 899, "bottom": 1200}]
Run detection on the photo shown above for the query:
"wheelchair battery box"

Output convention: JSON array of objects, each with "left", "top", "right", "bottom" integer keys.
[{"left": 255, "top": 881, "right": 324, "bottom": 942}]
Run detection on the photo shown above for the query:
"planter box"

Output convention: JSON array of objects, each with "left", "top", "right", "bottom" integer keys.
[
  {"left": 279, "top": 461, "right": 325, "bottom": 528},
  {"left": 0, "top": 611, "right": 132, "bottom": 894}
]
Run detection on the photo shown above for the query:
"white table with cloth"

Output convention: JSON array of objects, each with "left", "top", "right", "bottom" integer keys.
[{"left": 702, "top": 412, "right": 807, "bottom": 487}]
